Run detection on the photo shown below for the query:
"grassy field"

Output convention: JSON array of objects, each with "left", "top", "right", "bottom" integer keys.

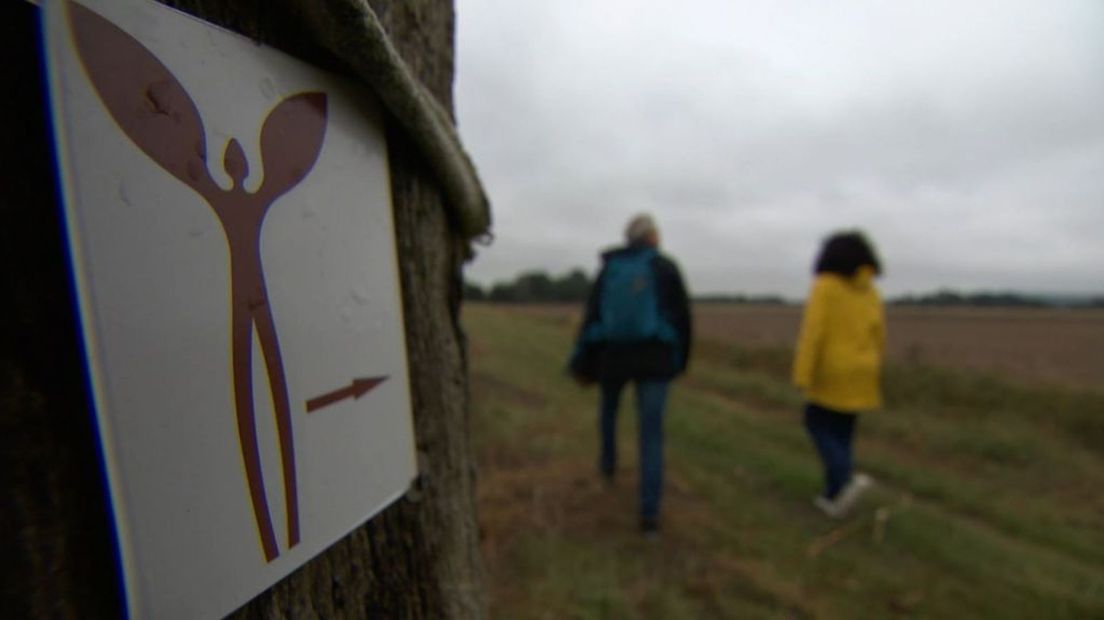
[{"left": 465, "top": 303, "right": 1104, "bottom": 619}]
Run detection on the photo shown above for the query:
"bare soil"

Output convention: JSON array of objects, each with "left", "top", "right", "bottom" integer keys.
[
  {"left": 699, "top": 304, "right": 1104, "bottom": 392},
  {"left": 501, "top": 303, "right": 1104, "bottom": 391}
]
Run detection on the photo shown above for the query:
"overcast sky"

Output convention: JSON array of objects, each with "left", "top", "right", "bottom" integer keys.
[{"left": 454, "top": 0, "right": 1103, "bottom": 298}]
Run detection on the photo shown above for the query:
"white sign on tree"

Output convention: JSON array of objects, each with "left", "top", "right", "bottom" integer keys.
[{"left": 43, "top": 0, "right": 416, "bottom": 616}]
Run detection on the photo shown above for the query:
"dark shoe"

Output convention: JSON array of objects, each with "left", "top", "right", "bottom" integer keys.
[
  {"left": 640, "top": 516, "right": 660, "bottom": 537},
  {"left": 600, "top": 468, "right": 615, "bottom": 488}
]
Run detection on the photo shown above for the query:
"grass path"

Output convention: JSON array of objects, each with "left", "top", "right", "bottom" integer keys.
[{"left": 465, "top": 304, "right": 1104, "bottom": 619}]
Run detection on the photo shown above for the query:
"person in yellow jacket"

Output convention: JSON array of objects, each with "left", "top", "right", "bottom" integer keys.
[{"left": 792, "top": 231, "right": 885, "bottom": 518}]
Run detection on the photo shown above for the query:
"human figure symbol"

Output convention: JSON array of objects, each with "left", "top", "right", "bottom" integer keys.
[{"left": 68, "top": 1, "right": 328, "bottom": 562}]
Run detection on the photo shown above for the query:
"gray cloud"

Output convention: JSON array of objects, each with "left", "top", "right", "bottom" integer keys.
[{"left": 456, "top": 0, "right": 1104, "bottom": 297}]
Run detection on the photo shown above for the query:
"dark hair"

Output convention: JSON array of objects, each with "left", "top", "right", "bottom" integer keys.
[{"left": 814, "top": 230, "right": 882, "bottom": 277}]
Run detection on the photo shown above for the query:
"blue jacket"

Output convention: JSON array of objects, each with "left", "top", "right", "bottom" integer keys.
[{"left": 571, "top": 244, "right": 692, "bottom": 382}]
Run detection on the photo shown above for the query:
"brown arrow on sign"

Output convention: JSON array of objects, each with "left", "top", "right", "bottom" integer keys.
[{"left": 306, "top": 377, "right": 388, "bottom": 413}]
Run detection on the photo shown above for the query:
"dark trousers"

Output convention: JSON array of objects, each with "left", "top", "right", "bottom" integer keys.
[
  {"left": 803, "top": 402, "right": 857, "bottom": 499},
  {"left": 599, "top": 378, "right": 669, "bottom": 520}
]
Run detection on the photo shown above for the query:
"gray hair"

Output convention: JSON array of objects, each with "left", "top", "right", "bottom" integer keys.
[{"left": 625, "top": 213, "right": 658, "bottom": 244}]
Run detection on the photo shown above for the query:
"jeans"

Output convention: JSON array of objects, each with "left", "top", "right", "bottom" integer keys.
[
  {"left": 803, "top": 402, "right": 857, "bottom": 499},
  {"left": 599, "top": 378, "right": 669, "bottom": 520}
]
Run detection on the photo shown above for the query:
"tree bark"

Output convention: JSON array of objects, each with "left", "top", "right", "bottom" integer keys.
[{"left": 1, "top": 1, "right": 485, "bottom": 617}]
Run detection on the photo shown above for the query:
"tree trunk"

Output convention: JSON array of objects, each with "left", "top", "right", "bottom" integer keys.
[{"left": 0, "top": 1, "right": 485, "bottom": 617}]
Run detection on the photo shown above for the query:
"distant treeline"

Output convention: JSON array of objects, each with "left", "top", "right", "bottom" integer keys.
[
  {"left": 887, "top": 290, "right": 1104, "bottom": 308},
  {"left": 465, "top": 269, "right": 593, "bottom": 303},
  {"left": 465, "top": 270, "right": 799, "bottom": 305},
  {"left": 467, "top": 271, "right": 1104, "bottom": 308},
  {"left": 695, "top": 294, "right": 791, "bottom": 305}
]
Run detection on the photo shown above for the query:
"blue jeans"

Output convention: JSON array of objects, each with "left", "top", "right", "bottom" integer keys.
[
  {"left": 599, "top": 378, "right": 669, "bottom": 520},
  {"left": 804, "top": 403, "right": 857, "bottom": 499}
]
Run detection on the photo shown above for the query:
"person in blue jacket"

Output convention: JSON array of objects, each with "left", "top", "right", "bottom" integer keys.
[{"left": 570, "top": 214, "right": 692, "bottom": 534}]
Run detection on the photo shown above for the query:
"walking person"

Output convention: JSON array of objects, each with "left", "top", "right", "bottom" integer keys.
[
  {"left": 569, "top": 214, "right": 692, "bottom": 535},
  {"left": 793, "top": 231, "right": 885, "bottom": 518}
]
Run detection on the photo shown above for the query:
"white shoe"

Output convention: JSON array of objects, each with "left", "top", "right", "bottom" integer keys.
[
  {"left": 813, "top": 495, "right": 845, "bottom": 519},
  {"left": 832, "top": 473, "right": 873, "bottom": 515}
]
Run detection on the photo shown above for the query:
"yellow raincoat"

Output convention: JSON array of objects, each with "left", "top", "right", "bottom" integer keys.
[{"left": 792, "top": 267, "right": 885, "bottom": 412}]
